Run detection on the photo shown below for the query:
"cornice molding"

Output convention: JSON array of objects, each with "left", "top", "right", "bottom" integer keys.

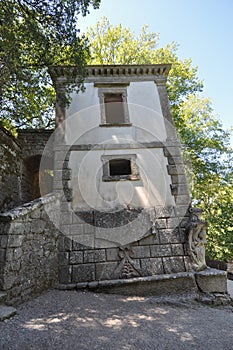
[{"left": 49, "top": 64, "right": 171, "bottom": 85}]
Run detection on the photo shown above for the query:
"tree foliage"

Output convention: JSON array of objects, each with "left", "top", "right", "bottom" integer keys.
[
  {"left": 86, "top": 18, "right": 233, "bottom": 260},
  {"left": 0, "top": 0, "right": 100, "bottom": 131}
]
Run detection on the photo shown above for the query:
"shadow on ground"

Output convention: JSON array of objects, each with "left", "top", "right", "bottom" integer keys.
[{"left": 0, "top": 288, "right": 233, "bottom": 350}]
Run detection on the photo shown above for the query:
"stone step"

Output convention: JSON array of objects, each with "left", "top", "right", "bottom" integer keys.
[
  {"left": 0, "top": 291, "right": 6, "bottom": 303},
  {"left": 0, "top": 305, "right": 17, "bottom": 321}
]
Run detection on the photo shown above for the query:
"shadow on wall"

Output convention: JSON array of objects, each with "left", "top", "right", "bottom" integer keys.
[{"left": 21, "top": 155, "right": 54, "bottom": 202}]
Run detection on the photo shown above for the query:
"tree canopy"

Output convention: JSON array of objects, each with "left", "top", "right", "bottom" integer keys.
[
  {"left": 86, "top": 17, "right": 233, "bottom": 260},
  {"left": 0, "top": 0, "right": 100, "bottom": 131}
]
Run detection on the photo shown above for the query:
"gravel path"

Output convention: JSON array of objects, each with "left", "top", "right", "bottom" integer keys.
[{"left": 0, "top": 286, "right": 233, "bottom": 350}]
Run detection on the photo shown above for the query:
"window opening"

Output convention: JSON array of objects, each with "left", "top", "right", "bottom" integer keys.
[
  {"left": 104, "top": 93, "right": 125, "bottom": 124},
  {"left": 109, "top": 159, "right": 132, "bottom": 176}
]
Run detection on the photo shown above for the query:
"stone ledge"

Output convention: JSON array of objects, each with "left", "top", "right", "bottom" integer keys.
[
  {"left": 54, "top": 269, "right": 229, "bottom": 299},
  {"left": 0, "top": 192, "right": 60, "bottom": 221},
  {"left": 78, "top": 272, "right": 197, "bottom": 296},
  {"left": 195, "top": 268, "right": 228, "bottom": 294}
]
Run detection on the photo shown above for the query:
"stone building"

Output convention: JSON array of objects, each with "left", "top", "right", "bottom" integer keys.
[{"left": 0, "top": 64, "right": 229, "bottom": 305}]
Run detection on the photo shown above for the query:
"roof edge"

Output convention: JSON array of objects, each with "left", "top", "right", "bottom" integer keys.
[{"left": 49, "top": 64, "right": 172, "bottom": 84}]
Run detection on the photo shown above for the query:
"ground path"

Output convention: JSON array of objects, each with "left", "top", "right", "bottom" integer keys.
[{"left": 0, "top": 281, "right": 233, "bottom": 350}]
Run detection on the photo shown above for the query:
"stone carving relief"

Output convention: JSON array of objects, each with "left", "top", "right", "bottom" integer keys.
[
  {"left": 186, "top": 207, "right": 207, "bottom": 272},
  {"left": 112, "top": 246, "right": 143, "bottom": 279}
]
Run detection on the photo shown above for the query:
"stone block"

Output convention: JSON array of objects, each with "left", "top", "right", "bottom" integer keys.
[
  {"left": 84, "top": 249, "right": 106, "bottom": 263},
  {"left": 70, "top": 223, "right": 95, "bottom": 235},
  {"left": 95, "top": 239, "right": 119, "bottom": 249},
  {"left": 141, "top": 258, "right": 164, "bottom": 275},
  {"left": 60, "top": 202, "right": 72, "bottom": 212},
  {"left": 0, "top": 235, "right": 8, "bottom": 248},
  {"left": 72, "top": 264, "right": 95, "bottom": 283},
  {"left": 150, "top": 244, "right": 171, "bottom": 257},
  {"left": 3, "top": 273, "right": 16, "bottom": 289},
  {"left": 184, "top": 256, "right": 192, "bottom": 271},
  {"left": 163, "top": 257, "right": 185, "bottom": 274},
  {"left": 96, "top": 262, "right": 118, "bottom": 280},
  {"left": 59, "top": 266, "right": 72, "bottom": 284},
  {"left": 164, "top": 146, "right": 182, "bottom": 157},
  {"left": 138, "top": 234, "right": 159, "bottom": 245},
  {"left": 69, "top": 224, "right": 84, "bottom": 235},
  {"left": 155, "top": 206, "right": 174, "bottom": 218},
  {"left": 60, "top": 225, "right": 70, "bottom": 235},
  {"left": 168, "top": 156, "right": 183, "bottom": 165},
  {"left": 175, "top": 195, "right": 191, "bottom": 205},
  {"left": 83, "top": 224, "right": 95, "bottom": 234},
  {"left": 176, "top": 184, "right": 190, "bottom": 195},
  {"left": 106, "top": 248, "right": 120, "bottom": 261},
  {"left": 159, "top": 229, "right": 180, "bottom": 244},
  {"left": 13, "top": 247, "right": 23, "bottom": 260},
  {"left": 58, "top": 235, "right": 72, "bottom": 252},
  {"left": 30, "top": 209, "right": 41, "bottom": 219},
  {"left": 156, "top": 219, "right": 167, "bottom": 229},
  {"left": 0, "top": 249, "right": 6, "bottom": 262},
  {"left": 133, "top": 246, "right": 151, "bottom": 259},
  {"left": 167, "top": 164, "right": 185, "bottom": 175},
  {"left": 72, "top": 234, "right": 94, "bottom": 249},
  {"left": 195, "top": 268, "right": 227, "bottom": 294},
  {"left": 171, "top": 174, "right": 188, "bottom": 184},
  {"left": 73, "top": 211, "right": 94, "bottom": 225},
  {"left": 167, "top": 218, "right": 180, "bottom": 229},
  {"left": 7, "top": 235, "right": 23, "bottom": 248},
  {"left": 171, "top": 244, "right": 184, "bottom": 256},
  {"left": 8, "top": 223, "right": 24, "bottom": 235},
  {"left": 72, "top": 212, "right": 85, "bottom": 224},
  {"left": 58, "top": 252, "right": 69, "bottom": 266},
  {"left": 60, "top": 212, "right": 73, "bottom": 225},
  {"left": 31, "top": 219, "right": 46, "bottom": 234},
  {"left": 70, "top": 251, "right": 83, "bottom": 264}
]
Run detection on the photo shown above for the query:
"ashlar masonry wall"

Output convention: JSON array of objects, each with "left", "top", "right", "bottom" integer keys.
[{"left": 0, "top": 193, "right": 60, "bottom": 305}]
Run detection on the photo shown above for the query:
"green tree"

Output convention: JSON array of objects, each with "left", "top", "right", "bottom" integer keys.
[
  {"left": 0, "top": 0, "right": 100, "bottom": 131},
  {"left": 179, "top": 95, "right": 233, "bottom": 260},
  {"left": 86, "top": 17, "right": 233, "bottom": 260}
]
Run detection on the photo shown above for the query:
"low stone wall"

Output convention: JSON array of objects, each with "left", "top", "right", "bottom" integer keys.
[{"left": 0, "top": 193, "right": 60, "bottom": 305}]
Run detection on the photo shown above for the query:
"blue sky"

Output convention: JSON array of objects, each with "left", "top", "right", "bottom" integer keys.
[{"left": 78, "top": 0, "right": 233, "bottom": 144}]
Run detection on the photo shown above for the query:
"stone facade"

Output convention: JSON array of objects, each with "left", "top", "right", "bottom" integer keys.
[
  {"left": 51, "top": 64, "right": 196, "bottom": 286},
  {"left": 0, "top": 64, "right": 229, "bottom": 304}
]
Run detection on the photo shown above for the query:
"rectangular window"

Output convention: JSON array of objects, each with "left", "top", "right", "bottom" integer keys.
[
  {"left": 109, "top": 158, "right": 132, "bottom": 176},
  {"left": 96, "top": 85, "right": 131, "bottom": 126},
  {"left": 104, "top": 93, "right": 125, "bottom": 124},
  {"left": 102, "top": 154, "right": 139, "bottom": 181}
]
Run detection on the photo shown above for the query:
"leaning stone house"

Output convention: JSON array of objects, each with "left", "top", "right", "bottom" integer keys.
[{"left": 0, "top": 64, "right": 228, "bottom": 305}]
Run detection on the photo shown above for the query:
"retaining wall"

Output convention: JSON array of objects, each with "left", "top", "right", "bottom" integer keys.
[{"left": 0, "top": 193, "right": 60, "bottom": 305}]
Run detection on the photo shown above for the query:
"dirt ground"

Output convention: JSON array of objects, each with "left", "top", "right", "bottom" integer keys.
[{"left": 0, "top": 282, "right": 233, "bottom": 350}]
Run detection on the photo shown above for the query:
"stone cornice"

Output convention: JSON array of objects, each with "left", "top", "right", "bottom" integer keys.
[
  {"left": 86, "top": 64, "right": 171, "bottom": 83},
  {"left": 48, "top": 64, "right": 172, "bottom": 85}
]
